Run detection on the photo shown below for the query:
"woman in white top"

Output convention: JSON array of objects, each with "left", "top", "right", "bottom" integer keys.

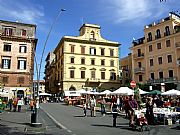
[{"left": 17, "top": 98, "right": 24, "bottom": 112}]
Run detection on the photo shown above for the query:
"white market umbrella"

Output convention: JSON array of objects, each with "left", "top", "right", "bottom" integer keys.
[
  {"left": 39, "top": 93, "right": 52, "bottom": 96},
  {"left": 86, "top": 91, "right": 100, "bottom": 95},
  {"left": 111, "top": 87, "right": 134, "bottom": 95},
  {"left": 138, "top": 88, "right": 149, "bottom": 94},
  {"left": 161, "top": 89, "right": 180, "bottom": 96},
  {"left": 76, "top": 89, "right": 87, "bottom": 94},
  {"left": 100, "top": 90, "right": 112, "bottom": 95}
]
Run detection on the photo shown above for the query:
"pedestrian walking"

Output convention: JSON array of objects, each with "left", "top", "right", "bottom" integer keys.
[
  {"left": 112, "top": 102, "right": 118, "bottom": 127},
  {"left": 30, "top": 99, "right": 34, "bottom": 111},
  {"left": 145, "top": 97, "right": 155, "bottom": 125},
  {"left": 128, "top": 95, "right": 138, "bottom": 126},
  {"left": 17, "top": 98, "right": 24, "bottom": 112},
  {"left": 8, "top": 98, "right": 13, "bottom": 111},
  {"left": 90, "top": 96, "right": 96, "bottom": 117},
  {"left": 13, "top": 98, "right": 18, "bottom": 112},
  {"left": 101, "top": 97, "right": 106, "bottom": 116},
  {"left": 83, "top": 103, "right": 87, "bottom": 117}
]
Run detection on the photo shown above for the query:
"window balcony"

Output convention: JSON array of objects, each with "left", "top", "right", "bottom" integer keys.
[
  {"left": 134, "top": 67, "right": 145, "bottom": 74},
  {"left": 155, "top": 35, "right": 161, "bottom": 40},
  {"left": 147, "top": 38, "right": 152, "bottom": 42},
  {"left": 133, "top": 53, "right": 144, "bottom": 59},
  {"left": 147, "top": 77, "right": 178, "bottom": 84},
  {"left": 164, "top": 32, "right": 171, "bottom": 36}
]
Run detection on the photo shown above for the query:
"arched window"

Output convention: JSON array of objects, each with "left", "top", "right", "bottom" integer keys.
[
  {"left": 165, "top": 26, "right": 170, "bottom": 36},
  {"left": 156, "top": 29, "right": 161, "bottom": 39},
  {"left": 147, "top": 32, "right": 152, "bottom": 42},
  {"left": 90, "top": 31, "right": 95, "bottom": 40}
]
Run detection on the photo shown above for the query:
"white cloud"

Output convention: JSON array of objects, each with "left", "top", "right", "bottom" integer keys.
[
  {"left": 0, "top": 0, "right": 45, "bottom": 25},
  {"left": 99, "top": 0, "right": 180, "bottom": 24}
]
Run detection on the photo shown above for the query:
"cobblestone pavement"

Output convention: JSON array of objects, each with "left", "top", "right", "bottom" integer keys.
[{"left": 0, "top": 105, "right": 72, "bottom": 135}]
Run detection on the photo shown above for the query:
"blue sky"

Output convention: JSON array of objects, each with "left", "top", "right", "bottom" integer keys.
[{"left": 0, "top": 0, "right": 179, "bottom": 79}]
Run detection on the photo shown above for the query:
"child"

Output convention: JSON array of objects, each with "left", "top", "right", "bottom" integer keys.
[{"left": 83, "top": 103, "right": 87, "bottom": 117}]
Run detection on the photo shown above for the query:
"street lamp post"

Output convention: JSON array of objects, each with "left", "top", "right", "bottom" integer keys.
[{"left": 31, "top": 9, "right": 66, "bottom": 126}]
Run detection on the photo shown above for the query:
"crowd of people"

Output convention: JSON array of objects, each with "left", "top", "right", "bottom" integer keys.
[
  {"left": 0, "top": 96, "right": 36, "bottom": 112},
  {"left": 81, "top": 94, "right": 180, "bottom": 126}
]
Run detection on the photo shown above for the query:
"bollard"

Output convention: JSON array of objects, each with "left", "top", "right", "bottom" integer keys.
[{"left": 31, "top": 110, "right": 36, "bottom": 123}]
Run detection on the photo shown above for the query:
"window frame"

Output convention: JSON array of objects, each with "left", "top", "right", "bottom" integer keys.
[
  {"left": 101, "top": 48, "right": 105, "bottom": 56},
  {"left": 159, "top": 71, "right": 163, "bottom": 79},
  {"left": 158, "top": 57, "right": 163, "bottom": 65},
  {"left": 110, "top": 60, "right": 114, "bottom": 67},
  {"left": 91, "top": 59, "right": 95, "bottom": 65},
  {"left": 91, "top": 70, "right": 96, "bottom": 79},
  {"left": 150, "top": 59, "right": 153, "bottom": 67},
  {"left": 166, "top": 40, "right": 171, "bottom": 47},
  {"left": 81, "top": 71, "right": 85, "bottom": 79},
  {"left": 90, "top": 47, "right": 96, "bottom": 55},
  {"left": 110, "top": 49, "right": 114, "bottom": 57},
  {"left": 101, "top": 59, "right": 105, "bottom": 66},
  {"left": 167, "top": 55, "right": 172, "bottom": 63},
  {"left": 2, "top": 58, "right": 11, "bottom": 69},
  {"left": 70, "top": 57, "right": 74, "bottom": 64},
  {"left": 81, "top": 46, "right": 85, "bottom": 54},
  {"left": 17, "top": 59, "right": 27, "bottom": 70},
  {"left": 19, "top": 45, "right": 27, "bottom": 53},
  {"left": 81, "top": 58, "right": 85, "bottom": 64},
  {"left": 139, "top": 75, "right": 143, "bottom": 82},
  {"left": 21, "top": 29, "right": 26, "bottom": 36},
  {"left": 3, "top": 44, "right": 11, "bottom": 52},
  {"left": 168, "top": 70, "right": 173, "bottom": 78},
  {"left": 70, "top": 70, "right": 74, "bottom": 78},
  {"left": 101, "top": 72, "right": 105, "bottom": 80},
  {"left": 157, "top": 42, "right": 161, "bottom": 49},
  {"left": 148, "top": 32, "right": 152, "bottom": 41},
  {"left": 149, "top": 45, "right": 153, "bottom": 52},
  {"left": 70, "top": 45, "right": 75, "bottom": 53}
]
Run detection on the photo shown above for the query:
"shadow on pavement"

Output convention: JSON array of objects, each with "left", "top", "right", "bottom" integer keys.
[
  {"left": 0, "top": 124, "right": 25, "bottom": 135},
  {"left": 171, "top": 126, "right": 180, "bottom": 130},
  {"left": 91, "top": 123, "right": 139, "bottom": 131},
  {"left": 74, "top": 115, "right": 85, "bottom": 117},
  {"left": 0, "top": 119, "right": 30, "bottom": 126}
]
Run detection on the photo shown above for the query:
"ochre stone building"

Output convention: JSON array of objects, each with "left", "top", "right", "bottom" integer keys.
[
  {"left": 131, "top": 12, "right": 180, "bottom": 91},
  {"left": 51, "top": 24, "right": 120, "bottom": 94}
]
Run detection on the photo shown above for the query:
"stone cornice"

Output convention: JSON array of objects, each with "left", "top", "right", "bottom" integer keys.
[
  {"left": 63, "top": 37, "right": 120, "bottom": 47},
  {"left": 54, "top": 36, "right": 120, "bottom": 53},
  {"left": 0, "top": 35, "right": 38, "bottom": 44},
  {"left": 0, "top": 71, "right": 30, "bottom": 75}
]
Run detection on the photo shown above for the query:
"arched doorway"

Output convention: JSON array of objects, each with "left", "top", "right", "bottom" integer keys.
[
  {"left": 17, "top": 90, "right": 24, "bottom": 98},
  {"left": 69, "top": 85, "right": 76, "bottom": 91}
]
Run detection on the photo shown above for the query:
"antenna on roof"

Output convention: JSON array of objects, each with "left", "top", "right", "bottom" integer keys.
[
  {"left": 81, "top": 17, "right": 84, "bottom": 25},
  {"left": 160, "top": 0, "right": 166, "bottom": 2}
]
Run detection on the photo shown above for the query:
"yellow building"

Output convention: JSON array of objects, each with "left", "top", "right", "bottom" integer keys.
[
  {"left": 53, "top": 24, "right": 120, "bottom": 93},
  {"left": 131, "top": 12, "right": 180, "bottom": 91}
]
